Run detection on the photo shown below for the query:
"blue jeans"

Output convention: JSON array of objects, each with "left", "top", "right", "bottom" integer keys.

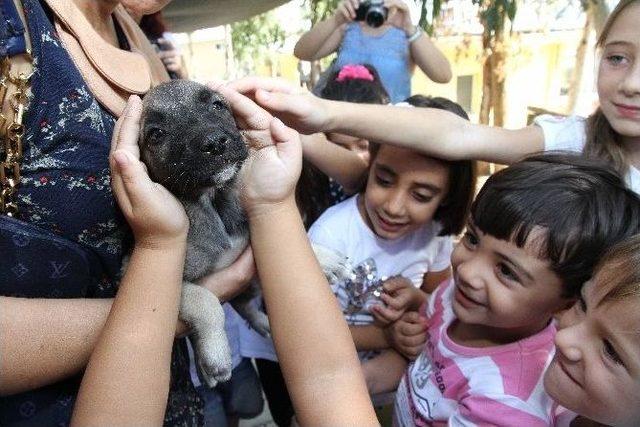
[{"left": 196, "top": 358, "right": 264, "bottom": 427}]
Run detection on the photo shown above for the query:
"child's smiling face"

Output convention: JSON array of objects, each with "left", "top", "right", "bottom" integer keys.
[
  {"left": 450, "top": 221, "right": 571, "bottom": 344},
  {"left": 597, "top": 1, "right": 640, "bottom": 144},
  {"left": 544, "top": 279, "right": 640, "bottom": 426},
  {"left": 358, "top": 145, "right": 449, "bottom": 240}
]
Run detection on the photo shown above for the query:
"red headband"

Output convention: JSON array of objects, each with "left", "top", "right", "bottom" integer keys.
[{"left": 336, "top": 64, "right": 374, "bottom": 82}]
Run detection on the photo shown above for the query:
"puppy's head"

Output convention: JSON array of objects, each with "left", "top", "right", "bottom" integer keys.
[{"left": 140, "top": 80, "right": 248, "bottom": 197}]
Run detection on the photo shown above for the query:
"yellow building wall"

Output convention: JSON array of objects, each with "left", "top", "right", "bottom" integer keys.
[
  {"left": 179, "top": 28, "right": 585, "bottom": 129},
  {"left": 409, "top": 29, "right": 583, "bottom": 128}
]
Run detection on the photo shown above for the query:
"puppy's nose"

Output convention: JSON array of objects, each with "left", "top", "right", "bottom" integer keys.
[{"left": 201, "top": 136, "right": 227, "bottom": 155}]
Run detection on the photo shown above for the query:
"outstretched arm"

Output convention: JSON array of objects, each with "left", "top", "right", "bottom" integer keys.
[
  {"left": 294, "top": 0, "right": 358, "bottom": 60},
  {"left": 325, "top": 102, "right": 544, "bottom": 164},
  {"left": 228, "top": 77, "right": 545, "bottom": 165},
  {"left": 216, "top": 83, "right": 378, "bottom": 426},
  {"left": 251, "top": 198, "right": 377, "bottom": 426},
  {"left": 0, "top": 250, "right": 252, "bottom": 396},
  {"left": 301, "top": 133, "right": 368, "bottom": 194},
  {"left": 71, "top": 96, "right": 189, "bottom": 426}
]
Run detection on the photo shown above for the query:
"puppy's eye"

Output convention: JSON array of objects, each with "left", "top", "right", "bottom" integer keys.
[
  {"left": 146, "top": 127, "right": 166, "bottom": 145},
  {"left": 211, "top": 100, "right": 225, "bottom": 110},
  {"left": 197, "top": 89, "right": 212, "bottom": 103}
]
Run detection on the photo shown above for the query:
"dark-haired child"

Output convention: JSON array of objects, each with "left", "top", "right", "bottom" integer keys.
[
  {"left": 393, "top": 154, "right": 640, "bottom": 426},
  {"left": 307, "top": 97, "right": 476, "bottom": 396}
]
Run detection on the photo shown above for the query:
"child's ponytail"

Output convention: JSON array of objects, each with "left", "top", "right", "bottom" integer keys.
[{"left": 320, "top": 64, "right": 390, "bottom": 104}]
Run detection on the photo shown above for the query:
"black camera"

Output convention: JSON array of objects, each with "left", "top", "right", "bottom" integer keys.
[{"left": 355, "top": 0, "right": 388, "bottom": 28}]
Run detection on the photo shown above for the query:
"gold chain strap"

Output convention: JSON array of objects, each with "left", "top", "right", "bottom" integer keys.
[{"left": 0, "top": 55, "right": 33, "bottom": 217}]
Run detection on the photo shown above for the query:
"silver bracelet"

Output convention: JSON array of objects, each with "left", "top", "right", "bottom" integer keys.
[{"left": 407, "top": 26, "right": 423, "bottom": 43}]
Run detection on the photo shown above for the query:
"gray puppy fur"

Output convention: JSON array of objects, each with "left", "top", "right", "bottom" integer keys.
[{"left": 139, "top": 80, "right": 351, "bottom": 387}]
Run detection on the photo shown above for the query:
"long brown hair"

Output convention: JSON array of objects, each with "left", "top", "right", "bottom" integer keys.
[{"left": 583, "top": 0, "right": 639, "bottom": 175}]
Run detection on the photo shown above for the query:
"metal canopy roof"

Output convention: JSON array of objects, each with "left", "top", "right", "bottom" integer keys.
[{"left": 163, "top": 0, "right": 291, "bottom": 33}]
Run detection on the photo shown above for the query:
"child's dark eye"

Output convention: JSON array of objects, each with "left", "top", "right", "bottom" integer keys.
[
  {"left": 497, "top": 263, "right": 518, "bottom": 282},
  {"left": 603, "top": 340, "right": 624, "bottom": 366},
  {"left": 375, "top": 175, "right": 392, "bottom": 187},
  {"left": 463, "top": 231, "right": 478, "bottom": 247},
  {"left": 412, "top": 192, "right": 433, "bottom": 203}
]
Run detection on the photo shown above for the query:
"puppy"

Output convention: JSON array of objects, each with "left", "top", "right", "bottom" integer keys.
[{"left": 139, "top": 80, "right": 350, "bottom": 387}]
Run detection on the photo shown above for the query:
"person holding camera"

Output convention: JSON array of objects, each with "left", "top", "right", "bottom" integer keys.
[{"left": 294, "top": 0, "right": 452, "bottom": 102}]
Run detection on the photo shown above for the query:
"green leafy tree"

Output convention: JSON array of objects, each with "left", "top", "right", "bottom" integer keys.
[
  {"left": 413, "top": 0, "right": 518, "bottom": 126},
  {"left": 231, "top": 11, "right": 287, "bottom": 75},
  {"left": 415, "top": 0, "right": 447, "bottom": 35},
  {"left": 307, "top": 0, "right": 341, "bottom": 23}
]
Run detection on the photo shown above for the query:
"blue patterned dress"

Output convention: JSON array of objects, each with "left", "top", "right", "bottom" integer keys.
[{"left": 0, "top": 1, "right": 203, "bottom": 425}]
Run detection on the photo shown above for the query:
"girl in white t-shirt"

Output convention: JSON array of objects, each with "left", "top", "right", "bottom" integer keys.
[
  {"left": 229, "top": 0, "right": 640, "bottom": 195},
  {"left": 307, "top": 96, "right": 476, "bottom": 394}
]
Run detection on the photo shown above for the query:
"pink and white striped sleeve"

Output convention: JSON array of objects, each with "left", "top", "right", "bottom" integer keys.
[{"left": 448, "top": 393, "right": 552, "bottom": 427}]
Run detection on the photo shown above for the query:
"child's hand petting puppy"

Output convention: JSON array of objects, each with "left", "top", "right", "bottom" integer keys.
[
  {"left": 384, "top": 311, "right": 428, "bottom": 360},
  {"left": 110, "top": 96, "right": 189, "bottom": 249},
  {"left": 227, "top": 76, "right": 329, "bottom": 136},
  {"left": 370, "top": 276, "right": 424, "bottom": 326},
  {"left": 210, "top": 82, "right": 302, "bottom": 217}
]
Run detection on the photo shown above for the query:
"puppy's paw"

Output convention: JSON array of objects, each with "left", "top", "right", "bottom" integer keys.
[
  {"left": 312, "top": 243, "right": 353, "bottom": 285},
  {"left": 195, "top": 333, "right": 233, "bottom": 387}
]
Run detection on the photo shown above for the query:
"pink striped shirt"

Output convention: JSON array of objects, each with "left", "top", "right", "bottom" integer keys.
[{"left": 394, "top": 279, "right": 560, "bottom": 426}]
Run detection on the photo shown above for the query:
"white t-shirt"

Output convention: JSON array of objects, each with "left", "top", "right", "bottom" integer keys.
[
  {"left": 535, "top": 114, "right": 640, "bottom": 194},
  {"left": 239, "top": 195, "right": 454, "bottom": 361},
  {"left": 308, "top": 195, "right": 453, "bottom": 325}
]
